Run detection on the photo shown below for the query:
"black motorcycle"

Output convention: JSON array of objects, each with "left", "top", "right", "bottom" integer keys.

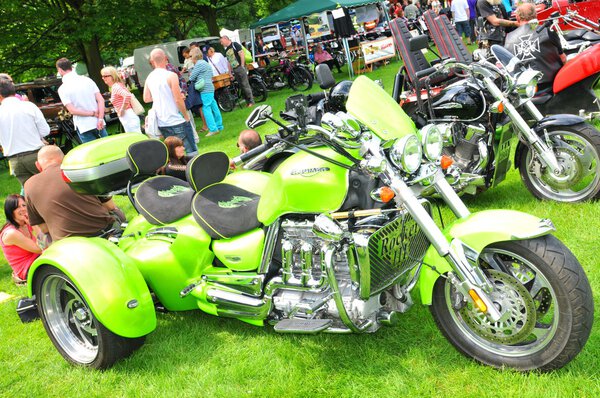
[
  {"left": 250, "top": 55, "right": 313, "bottom": 92},
  {"left": 214, "top": 73, "right": 268, "bottom": 113}
]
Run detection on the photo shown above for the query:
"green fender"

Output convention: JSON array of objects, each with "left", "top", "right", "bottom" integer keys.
[
  {"left": 419, "top": 210, "right": 555, "bottom": 305},
  {"left": 28, "top": 237, "right": 156, "bottom": 338}
]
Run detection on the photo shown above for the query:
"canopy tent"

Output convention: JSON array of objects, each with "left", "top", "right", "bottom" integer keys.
[
  {"left": 250, "top": 0, "right": 380, "bottom": 29},
  {"left": 249, "top": 0, "right": 391, "bottom": 78}
]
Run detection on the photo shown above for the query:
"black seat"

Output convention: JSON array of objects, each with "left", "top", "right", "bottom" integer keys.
[
  {"left": 423, "top": 11, "right": 472, "bottom": 64},
  {"left": 126, "top": 140, "right": 194, "bottom": 225},
  {"left": 187, "top": 151, "right": 261, "bottom": 239}
]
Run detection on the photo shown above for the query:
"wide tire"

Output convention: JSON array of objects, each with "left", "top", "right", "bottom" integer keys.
[
  {"left": 250, "top": 79, "right": 268, "bottom": 103},
  {"left": 430, "top": 235, "right": 593, "bottom": 372},
  {"left": 215, "top": 88, "right": 235, "bottom": 113},
  {"left": 518, "top": 123, "right": 600, "bottom": 202},
  {"left": 288, "top": 67, "right": 313, "bottom": 92},
  {"left": 34, "top": 266, "right": 145, "bottom": 369}
]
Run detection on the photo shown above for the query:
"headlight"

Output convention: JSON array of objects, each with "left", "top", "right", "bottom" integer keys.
[
  {"left": 390, "top": 135, "right": 422, "bottom": 173},
  {"left": 419, "top": 124, "right": 444, "bottom": 161},
  {"left": 515, "top": 69, "right": 543, "bottom": 99}
]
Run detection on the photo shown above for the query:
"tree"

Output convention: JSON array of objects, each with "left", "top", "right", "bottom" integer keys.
[{"left": 0, "top": 0, "right": 163, "bottom": 87}]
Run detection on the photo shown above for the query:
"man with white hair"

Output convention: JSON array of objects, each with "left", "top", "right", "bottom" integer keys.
[
  {"left": 143, "top": 48, "right": 197, "bottom": 155},
  {"left": 476, "top": 0, "right": 519, "bottom": 47}
]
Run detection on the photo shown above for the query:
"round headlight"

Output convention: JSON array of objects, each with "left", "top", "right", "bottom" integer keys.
[
  {"left": 419, "top": 124, "right": 444, "bottom": 161},
  {"left": 390, "top": 135, "right": 422, "bottom": 174},
  {"left": 515, "top": 69, "right": 542, "bottom": 99}
]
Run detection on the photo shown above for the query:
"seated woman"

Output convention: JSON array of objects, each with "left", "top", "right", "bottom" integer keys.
[
  {"left": 161, "top": 136, "right": 193, "bottom": 181},
  {"left": 313, "top": 45, "right": 342, "bottom": 73},
  {"left": 0, "top": 194, "right": 43, "bottom": 285}
]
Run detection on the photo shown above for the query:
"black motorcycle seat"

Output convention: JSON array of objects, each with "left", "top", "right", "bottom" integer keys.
[
  {"left": 135, "top": 176, "right": 195, "bottom": 225},
  {"left": 582, "top": 31, "right": 600, "bottom": 42},
  {"left": 563, "top": 29, "right": 587, "bottom": 41},
  {"left": 191, "top": 183, "right": 261, "bottom": 239}
]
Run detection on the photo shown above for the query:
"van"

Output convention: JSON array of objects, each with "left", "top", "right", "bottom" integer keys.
[{"left": 133, "top": 37, "right": 220, "bottom": 87}]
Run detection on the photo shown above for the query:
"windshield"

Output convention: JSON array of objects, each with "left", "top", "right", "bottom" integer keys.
[
  {"left": 490, "top": 44, "right": 521, "bottom": 74},
  {"left": 346, "top": 76, "right": 417, "bottom": 141}
]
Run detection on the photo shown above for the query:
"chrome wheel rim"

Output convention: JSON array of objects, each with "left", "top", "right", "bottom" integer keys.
[
  {"left": 446, "top": 248, "right": 559, "bottom": 357},
  {"left": 525, "top": 130, "right": 600, "bottom": 201},
  {"left": 40, "top": 274, "right": 98, "bottom": 364}
]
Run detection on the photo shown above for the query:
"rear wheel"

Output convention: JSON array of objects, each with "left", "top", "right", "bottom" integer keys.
[
  {"left": 430, "top": 236, "right": 593, "bottom": 371},
  {"left": 215, "top": 87, "right": 235, "bottom": 112},
  {"left": 288, "top": 67, "right": 313, "bottom": 92},
  {"left": 519, "top": 123, "right": 600, "bottom": 202},
  {"left": 35, "top": 266, "right": 145, "bottom": 369},
  {"left": 249, "top": 78, "right": 268, "bottom": 103}
]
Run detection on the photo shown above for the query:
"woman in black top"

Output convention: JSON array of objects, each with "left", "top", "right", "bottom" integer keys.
[{"left": 163, "top": 136, "right": 193, "bottom": 181}]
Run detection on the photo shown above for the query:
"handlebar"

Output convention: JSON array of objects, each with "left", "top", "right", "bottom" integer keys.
[{"left": 232, "top": 143, "right": 270, "bottom": 165}]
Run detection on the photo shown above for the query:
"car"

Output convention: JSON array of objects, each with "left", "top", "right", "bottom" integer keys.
[{"left": 14, "top": 78, "right": 119, "bottom": 152}]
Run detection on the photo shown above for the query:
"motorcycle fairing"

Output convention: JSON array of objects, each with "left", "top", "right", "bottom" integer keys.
[
  {"left": 257, "top": 147, "right": 351, "bottom": 225},
  {"left": 491, "top": 122, "right": 518, "bottom": 187},
  {"left": 418, "top": 210, "right": 555, "bottom": 305},
  {"left": 28, "top": 237, "right": 156, "bottom": 337},
  {"left": 347, "top": 76, "right": 418, "bottom": 141},
  {"left": 553, "top": 44, "right": 600, "bottom": 93}
]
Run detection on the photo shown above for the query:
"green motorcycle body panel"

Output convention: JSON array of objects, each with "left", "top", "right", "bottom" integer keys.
[
  {"left": 418, "top": 209, "right": 554, "bottom": 305},
  {"left": 491, "top": 123, "right": 518, "bottom": 187},
  {"left": 346, "top": 76, "right": 418, "bottom": 141},
  {"left": 122, "top": 215, "right": 214, "bottom": 311},
  {"left": 257, "top": 147, "right": 351, "bottom": 225},
  {"left": 212, "top": 228, "right": 265, "bottom": 271},
  {"left": 27, "top": 237, "right": 156, "bottom": 338}
]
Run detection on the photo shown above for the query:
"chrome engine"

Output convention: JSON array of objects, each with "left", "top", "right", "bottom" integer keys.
[{"left": 436, "top": 122, "right": 490, "bottom": 194}]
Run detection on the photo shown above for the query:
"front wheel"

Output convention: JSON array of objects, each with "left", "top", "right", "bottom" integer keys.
[
  {"left": 215, "top": 87, "right": 235, "bottom": 113},
  {"left": 519, "top": 123, "right": 600, "bottom": 202},
  {"left": 430, "top": 236, "right": 593, "bottom": 371},
  {"left": 249, "top": 78, "right": 268, "bottom": 103},
  {"left": 288, "top": 67, "right": 313, "bottom": 92},
  {"left": 35, "top": 266, "right": 145, "bottom": 369}
]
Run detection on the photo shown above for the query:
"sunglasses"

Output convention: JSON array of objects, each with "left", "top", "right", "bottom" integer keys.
[{"left": 101, "top": 75, "right": 112, "bottom": 78}]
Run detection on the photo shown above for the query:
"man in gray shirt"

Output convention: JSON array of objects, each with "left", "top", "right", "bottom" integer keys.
[{"left": 404, "top": 1, "right": 420, "bottom": 20}]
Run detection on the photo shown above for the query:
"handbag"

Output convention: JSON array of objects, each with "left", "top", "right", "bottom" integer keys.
[
  {"left": 185, "top": 81, "right": 202, "bottom": 110},
  {"left": 194, "top": 78, "right": 205, "bottom": 91},
  {"left": 145, "top": 108, "right": 161, "bottom": 139},
  {"left": 130, "top": 94, "right": 145, "bottom": 115}
]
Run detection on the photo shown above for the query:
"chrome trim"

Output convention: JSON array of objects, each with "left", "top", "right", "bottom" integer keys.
[
  {"left": 62, "top": 157, "right": 129, "bottom": 182},
  {"left": 432, "top": 170, "right": 470, "bottom": 219},
  {"left": 203, "top": 273, "right": 265, "bottom": 297},
  {"left": 259, "top": 221, "right": 280, "bottom": 274},
  {"left": 145, "top": 227, "right": 178, "bottom": 240},
  {"left": 511, "top": 218, "right": 556, "bottom": 240}
]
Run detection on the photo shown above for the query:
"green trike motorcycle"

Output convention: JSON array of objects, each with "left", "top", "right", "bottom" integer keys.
[{"left": 26, "top": 77, "right": 593, "bottom": 371}]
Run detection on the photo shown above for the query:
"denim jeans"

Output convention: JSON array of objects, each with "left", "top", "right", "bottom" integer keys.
[
  {"left": 158, "top": 121, "right": 198, "bottom": 156},
  {"left": 200, "top": 92, "right": 223, "bottom": 133},
  {"left": 455, "top": 21, "right": 471, "bottom": 40},
  {"left": 78, "top": 128, "right": 108, "bottom": 143}
]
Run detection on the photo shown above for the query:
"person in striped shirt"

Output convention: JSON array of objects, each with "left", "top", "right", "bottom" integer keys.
[{"left": 101, "top": 66, "right": 141, "bottom": 133}]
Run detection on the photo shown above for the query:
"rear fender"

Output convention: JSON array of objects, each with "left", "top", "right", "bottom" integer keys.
[
  {"left": 418, "top": 210, "right": 555, "bottom": 305},
  {"left": 514, "top": 115, "right": 587, "bottom": 168},
  {"left": 28, "top": 237, "right": 156, "bottom": 338}
]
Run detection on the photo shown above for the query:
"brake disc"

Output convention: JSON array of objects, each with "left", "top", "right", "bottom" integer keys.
[{"left": 458, "top": 270, "right": 537, "bottom": 345}]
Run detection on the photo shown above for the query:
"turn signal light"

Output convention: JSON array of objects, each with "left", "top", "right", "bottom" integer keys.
[
  {"left": 61, "top": 170, "right": 71, "bottom": 183},
  {"left": 379, "top": 186, "right": 395, "bottom": 203},
  {"left": 440, "top": 155, "right": 454, "bottom": 170},
  {"left": 469, "top": 289, "right": 488, "bottom": 313}
]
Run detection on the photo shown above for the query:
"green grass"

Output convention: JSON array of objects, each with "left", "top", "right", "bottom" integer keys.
[{"left": 2, "top": 59, "right": 600, "bottom": 397}]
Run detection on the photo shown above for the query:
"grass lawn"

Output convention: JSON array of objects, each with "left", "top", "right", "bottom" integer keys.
[{"left": 1, "top": 58, "right": 600, "bottom": 397}]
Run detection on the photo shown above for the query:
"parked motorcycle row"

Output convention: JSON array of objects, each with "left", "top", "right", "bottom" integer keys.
[{"left": 22, "top": 17, "right": 600, "bottom": 373}]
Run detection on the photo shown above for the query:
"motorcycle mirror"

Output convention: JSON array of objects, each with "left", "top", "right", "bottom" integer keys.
[
  {"left": 245, "top": 105, "right": 273, "bottom": 129},
  {"left": 315, "top": 64, "right": 336, "bottom": 90}
]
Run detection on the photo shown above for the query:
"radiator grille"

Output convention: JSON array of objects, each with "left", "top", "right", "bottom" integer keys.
[{"left": 367, "top": 204, "right": 430, "bottom": 295}]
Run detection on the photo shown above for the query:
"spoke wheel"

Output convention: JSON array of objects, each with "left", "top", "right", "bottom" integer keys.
[
  {"left": 249, "top": 79, "right": 268, "bottom": 103},
  {"left": 430, "top": 236, "right": 593, "bottom": 371},
  {"left": 519, "top": 123, "right": 600, "bottom": 202},
  {"left": 288, "top": 67, "right": 313, "bottom": 92},
  {"left": 35, "top": 266, "right": 145, "bottom": 369},
  {"left": 215, "top": 88, "right": 235, "bottom": 112}
]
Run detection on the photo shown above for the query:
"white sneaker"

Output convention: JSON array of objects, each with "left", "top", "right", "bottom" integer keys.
[{"left": 206, "top": 131, "right": 220, "bottom": 137}]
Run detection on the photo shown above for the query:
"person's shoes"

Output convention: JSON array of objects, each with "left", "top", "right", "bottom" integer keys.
[
  {"left": 12, "top": 273, "right": 26, "bottom": 286},
  {"left": 247, "top": 103, "right": 255, "bottom": 108},
  {"left": 206, "top": 131, "right": 220, "bottom": 137}
]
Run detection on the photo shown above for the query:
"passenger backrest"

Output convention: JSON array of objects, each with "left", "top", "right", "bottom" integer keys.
[
  {"left": 126, "top": 139, "right": 168, "bottom": 177},
  {"left": 390, "top": 17, "right": 432, "bottom": 86},
  {"left": 185, "top": 152, "right": 230, "bottom": 192},
  {"left": 423, "top": 11, "right": 473, "bottom": 63}
]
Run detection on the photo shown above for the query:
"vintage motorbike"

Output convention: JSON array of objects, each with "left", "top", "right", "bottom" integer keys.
[
  {"left": 250, "top": 55, "right": 313, "bottom": 92},
  {"left": 397, "top": 42, "right": 600, "bottom": 202},
  {"left": 26, "top": 77, "right": 592, "bottom": 372}
]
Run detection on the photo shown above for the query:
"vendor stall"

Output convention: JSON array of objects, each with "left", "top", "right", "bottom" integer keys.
[{"left": 249, "top": 0, "right": 395, "bottom": 78}]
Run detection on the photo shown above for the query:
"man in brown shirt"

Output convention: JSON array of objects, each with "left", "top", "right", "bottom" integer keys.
[{"left": 24, "top": 145, "right": 120, "bottom": 241}]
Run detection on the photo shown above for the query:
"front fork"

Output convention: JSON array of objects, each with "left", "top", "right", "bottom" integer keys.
[
  {"left": 483, "top": 76, "right": 562, "bottom": 175},
  {"left": 389, "top": 168, "right": 502, "bottom": 321}
]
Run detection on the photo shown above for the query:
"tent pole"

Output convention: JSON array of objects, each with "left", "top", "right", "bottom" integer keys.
[
  {"left": 250, "top": 28, "right": 256, "bottom": 59},
  {"left": 380, "top": 1, "right": 399, "bottom": 61},
  {"left": 343, "top": 37, "right": 354, "bottom": 79},
  {"left": 300, "top": 18, "right": 309, "bottom": 60}
]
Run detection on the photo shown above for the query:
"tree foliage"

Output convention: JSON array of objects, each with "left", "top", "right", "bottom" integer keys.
[{"left": 0, "top": 0, "right": 295, "bottom": 85}]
